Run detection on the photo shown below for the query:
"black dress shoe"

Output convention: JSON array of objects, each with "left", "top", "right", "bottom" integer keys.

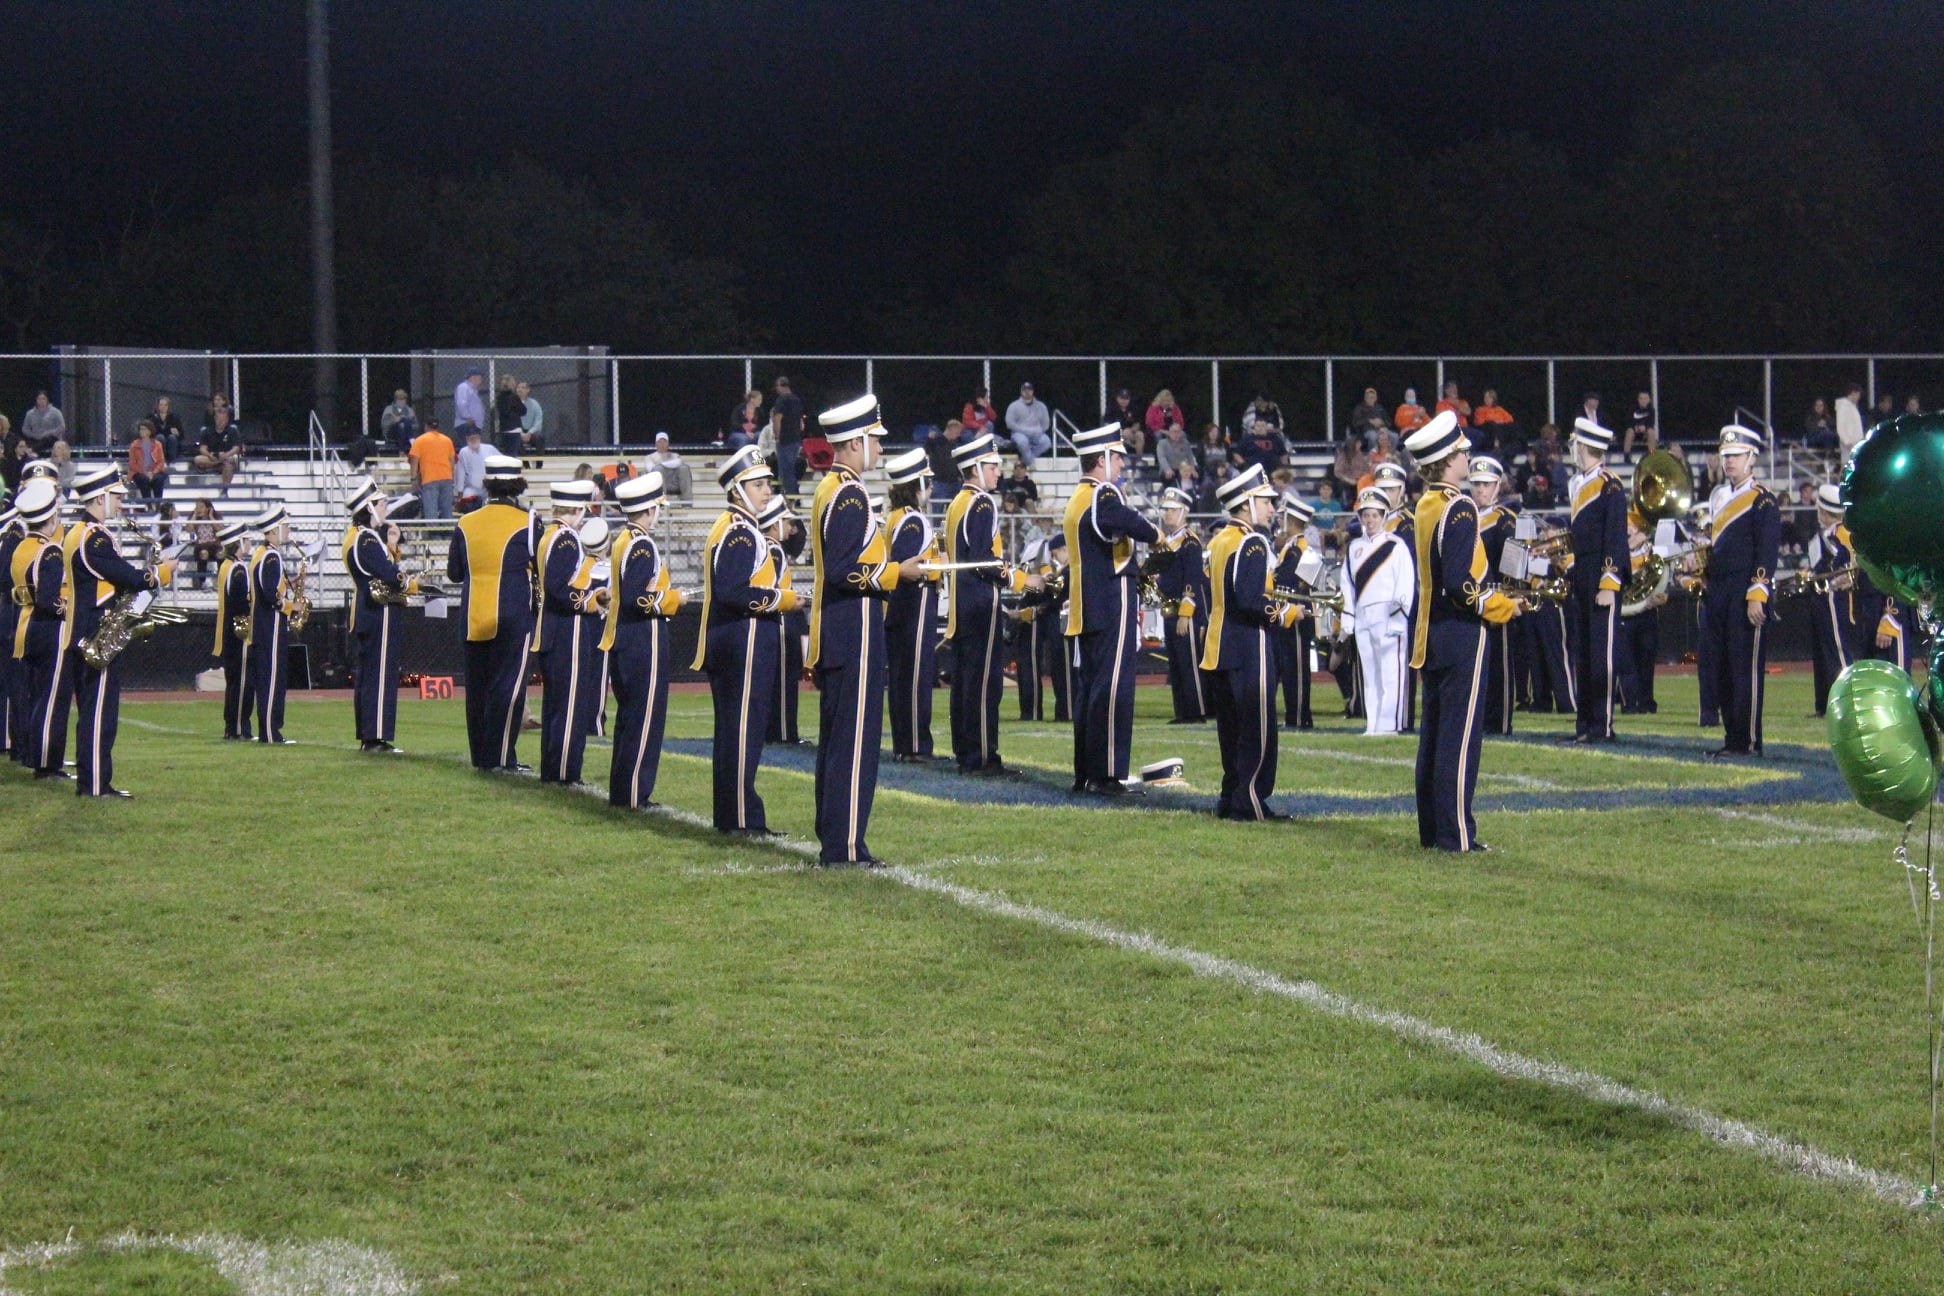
[
  {"left": 728, "top": 826, "right": 784, "bottom": 839},
  {"left": 1260, "top": 809, "right": 1291, "bottom": 821},
  {"left": 33, "top": 768, "right": 73, "bottom": 781},
  {"left": 1085, "top": 778, "right": 1128, "bottom": 797},
  {"left": 1071, "top": 779, "right": 1088, "bottom": 794},
  {"left": 507, "top": 762, "right": 534, "bottom": 774},
  {"left": 82, "top": 786, "right": 133, "bottom": 799},
  {"left": 1705, "top": 747, "right": 1751, "bottom": 760},
  {"left": 978, "top": 762, "right": 1021, "bottom": 778},
  {"left": 1467, "top": 841, "right": 1493, "bottom": 852},
  {"left": 891, "top": 752, "right": 922, "bottom": 763}
]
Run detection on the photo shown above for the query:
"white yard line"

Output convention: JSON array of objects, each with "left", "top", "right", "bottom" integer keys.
[
  {"left": 0, "top": 1233, "right": 417, "bottom": 1296},
  {"left": 1713, "top": 809, "right": 1889, "bottom": 843}
]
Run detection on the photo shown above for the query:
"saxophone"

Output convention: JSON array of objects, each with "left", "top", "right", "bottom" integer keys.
[
  {"left": 78, "top": 520, "right": 189, "bottom": 669},
  {"left": 285, "top": 557, "right": 312, "bottom": 632}
]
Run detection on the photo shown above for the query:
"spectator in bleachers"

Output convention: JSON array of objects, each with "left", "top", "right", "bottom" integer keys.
[
  {"left": 645, "top": 432, "right": 691, "bottom": 499},
  {"left": 1393, "top": 387, "right": 1429, "bottom": 439},
  {"left": 1348, "top": 386, "right": 1389, "bottom": 447},
  {"left": 599, "top": 460, "right": 636, "bottom": 504},
  {"left": 150, "top": 396, "right": 185, "bottom": 461},
  {"left": 1836, "top": 383, "right": 1865, "bottom": 455},
  {"left": 1004, "top": 381, "right": 1052, "bottom": 467},
  {"left": 494, "top": 374, "right": 527, "bottom": 457},
  {"left": 152, "top": 501, "right": 179, "bottom": 546},
  {"left": 1434, "top": 381, "right": 1471, "bottom": 424},
  {"left": 727, "top": 390, "right": 763, "bottom": 450},
  {"left": 1313, "top": 477, "right": 1344, "bottom": 523},
  {"left": 454, "top": 427, "right": 488, "bottom": 513},
  {"left": 1234, "top": 414, "right": 1287, "bottom": 476},
  {"left": 1142, "top": 388, "right": 1187, "bottom": 463},
  {"left": 517, "top": 380, "right": 545, "bottom": 451},
  {"left": 963, "top": 387, "right": 998, "bottom": 438},
  {"left": 769, "top": 375, "right": 806, "bottom": 499},
  {"left": 1577, "top": 391, "right": 1602, "bottom": 430},
  {"left": 410, "top": 418, "right": 457, "bottom": 520},
  {"left": 1105, "top": 387, "right": 1142, "bottom": 449},
  {"left": 1155, "top": 417, "right": 1198, "bottom": 492},
  {"left": 1196, "top": 456, "right": 1234, "bottom": 514},
  {"left": 453, "top": 368, "right": 488, "bottom": 445},
  {"left": 20, "top": 390, "right": 65, "bottom": 454},
  {"left": 1000, "top": 459, "right": 1040, "bottom": 510},
  {"left": 1872, "top": 390, "right": 1897, "bottom": 426},
  {"left": 1789, "top": 480, "right": 1821, "bottom": 547},
  {"left": 1906, "top": 393, "right": 1925, "bottom": 415},
  {"left": 1522, "top": 422, "right": 1565, "bottom": 505},
  {"left": 48, "top": 439, "right": 75, "bottom": 494},
  {"left": 1333, "top": 436, "right": 1371, "bottom": 503},
  {"left": 1522, "top": 472, "right": 1556, "bottom": 510},
  {"left": 1194, "top": 421, "right": 1232, "bottom": 479},
  {"left": 1473, "top": 389, "right": 1514, "bottom": 429},
  {"left": 0, "top": 416, "right": 20, "bottom": 492},
  {"left": 1623, "top": 390, "right": 1658, "bottom": 459},
  {"left": 1240, "top": 393, "right": 1284, "bottom": 438},
  {"left": 925, "top": 419, "right": 964, "bottom": 508},
  {"left": 128, "top": 418, "right": 168, "bottom": 501},
  {"left": 380, "top": 389, "right": 419, "bottom": 454},
  {"left": 1802, "top": 398, "right": 1836, "bottom": 451},
  {"left": 186, "top": 499, "right": 221, "bottom": 590}
]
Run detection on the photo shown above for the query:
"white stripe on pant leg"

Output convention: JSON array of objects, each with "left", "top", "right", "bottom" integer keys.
[
  {"left": 1245, "top": 633, "right": 1268, "bottom": 818},
  {"left": 628, "top": 630, "right": 659, "bottom": 804},
  {"left": 910, "top": 606, "right": 926, "bottom": 745},
  {"left": 845, "top": 600, "right": 870, "bottom": 859},
  {"left": 1188, "top": 621, "right": 1205, "bottom": 712},
  {"left": 89, "top": 664, "right": 109, "bottom": 793},
  {"left": 737, "top": 618, "right": 756, "bottom": 826},
  {"left": 1750, "top": 620, "right": 1765, "bottom": 750},
  {"left": 1452, "top": 628, "right": 1487, "bottom": 850},
  {"left": 557, "top": 618, "right": 582, "bottom": 781},
  {"left": 498, "top": 635, "right": 528, "bottom": 767},
  {"left": 977, "top": 602, "right": 996, "bottom": 760},
  {"left": 1602, "top": 601, "right": 1615, "bottom": 734},
  {"left": 1106, "top": 587, "right": 1129, "bottom": 779}
]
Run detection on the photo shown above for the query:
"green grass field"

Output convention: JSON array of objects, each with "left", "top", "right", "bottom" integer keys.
[{"left": 3, "top": 671, "right": 1941, "bottom": 1293}]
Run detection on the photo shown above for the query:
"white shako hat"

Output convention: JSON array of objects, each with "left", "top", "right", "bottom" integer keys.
[
  {"left": 1216, "top": 462, "right": 1277, "bottom": 511},
  {"left": 1406, "top": 409, "right": 1471, "bottom": 465},
  {"left": 717, "top": 444, "right": 772, "bottom": 493},
  {"left": 347, "top": 478, "right": 382, "bottom": 513},
  {"left": 485, "top": 454, "right": 524, "bottom": 483},
  {"left": 1719, "top": 423, "right": 1763, "bottom": 456},
  {"left": 885, "top": 447, "right": 931, "bottom": 484},
  {"left": 616, "top": 471, "right": 665, "bottom": 514},
  {"left": 1570, "top": 417, "right": 1614, "bottom": 451},
  {"left": 818, "top": 394, "right": 884, "bottom": 442},
  {"left": 951, "top": 431, "right": 1003, "bottom": 471},
  {"left": 549, "top": 480, "right": 599, "bottom": 507},
  {"left": 72, "top": 464, "right": 126, "bottom": 502},
  {"left": 1467, "top": 454, "right": 1505, "bottom": 483},
  {"left": 1071, "top": 422, "right": 1126, "bottom": 456}
]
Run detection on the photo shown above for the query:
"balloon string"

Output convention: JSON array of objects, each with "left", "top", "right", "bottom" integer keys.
[{"left": 1928, "top": 799, "right": 1939, "bottom": 1204}]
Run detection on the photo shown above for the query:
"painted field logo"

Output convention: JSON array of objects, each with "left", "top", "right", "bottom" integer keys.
[{"left": 0, "top": 1234, "right": 416, "bottom": 1295}]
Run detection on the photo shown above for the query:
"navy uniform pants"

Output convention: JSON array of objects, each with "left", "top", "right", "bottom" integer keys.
[
  {"left": 887, "top": 601, "right": 938, "bottom": 756},
  {"left": 463, "top": 630, "right": 530, "bottom": 770},
  {"left": 1509, "top": 614, "right": 1535, "bottom": 707},
  {"left": 221, "top": 638, "right": 253, "bottom": 738},
  {"left": 1331, "top": 636, "right": 1363, "bottom": 718},
  {"left": 72, "top": 651, "right": 124, "bottom": 795},
  {"left": 1072, "top": 607, "right": 1140, "bottom": 787},
  {"left": 1164, "top": 614, "right": 1209, "bottom": 722},
  {"left": 352, "top": 606, "right": 401, "bottom": 743},
  {"left": 607, "top": 619, "right": 671, "bottom": 808},
  {"left": 767, "top": 614, "right": 803, "bottom": 743},
  {"left": 1617, "top": 611, "right": 1660, "bottom": 713},
  {"left": 1481, "top": 621, "right": 1514, "bottom": 734},
  {"left": 949, "top": 601, "right": 1005, "bottom": 772},
  {"left": 249, "top": 617, "right": 288, "bottom": 743},
  {"left": 813, "top": 619, "right": 886, "bottom": 864},
  {"left": 1809, "top": 593, "right": 1859, "bottom": 715},
  {"left": 0, "top": 639, "right": 12, "bottom": 756},
  {"left": 1573, "top": 589, "right": 1617, "bottom": 739},
  {"left": 1015, "top": 614, "right": 1041, "bottom": 721},
  {"left": 1529, "top": 600, "right": 1576, "bottom": 714},
  {"left": 6, "top": 641, "right": 33, "bottom": 761},
  {"left": 539, "top": 615, "right": 601, "bottom": 784},
  {"left": 1036, "top": 614, "right": 1072, "bottom": 721},
  {"left": 1695, "top": 599, "right": 1720, "bottom": 727},
  {"left": 1210, "top": 643, "right": 1279, "bottom": 820},
  {"left": 1416, "top": 620, "right": 1490, "bottom": 851},
  {"left": 705, "top": 617, "right": 775, "bottom": 831},
  {"left": 1704, "top": 590, "right": 1767, "bottom": 754},
  {"left": 27, "top": 629, "right": 73, "bottom": 772},
  {"left": 1274, "top": 621, "right": 1311, "bottom": 728}
]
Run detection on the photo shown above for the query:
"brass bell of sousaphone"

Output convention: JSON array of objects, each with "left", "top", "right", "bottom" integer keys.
[{"left": 1632, "top": 449, "right": 1693, "bottom": 523}]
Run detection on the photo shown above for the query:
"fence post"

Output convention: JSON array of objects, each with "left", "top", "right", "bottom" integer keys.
[
  {"left": 1211, "top": 359, "right": 1221, "bottom": 432},
  {"left": 865, "top": 357, "right": 874, "bottom": 395},
  {"left": 1546, "top": 359, "right": 1556, "bottom": 427},
  {"left": 359, "top": 357, "right": 370, "bottom": 440},
  {"left": 1435, "top": 358, "right": 1444, "bottom": 403},
  {"left": 1762, "top": 359, "right": 1773, "bottom": 450},
  {"left": 1649, "top": 358, "right": 1659, "bottom": 437},
  {"left": 230, "top": 357, "right": 241, "bottom": 417},
  {"left": 610, "top": 359, "right": 621, "bottom": 446},
  {"left": 743, "top": 357, "right": 753, "bottom": 397},
  {"left": 1867, "top": 357, "right": 1876, "bottom": 409},
  {"left": 1324, "top": 359, "right": 1335, "bottom": 442},
  {"left": 982, "top": 358, "right": 992, "bottom": 401},
  {"left": 1097, "top": 359, "right": 1107, "bottom": 426},
  {"left": 103, "top": 356, "right": 114, "bottom": 446}
]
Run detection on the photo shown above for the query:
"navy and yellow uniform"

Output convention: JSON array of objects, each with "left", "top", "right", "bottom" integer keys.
[
  {"left": 1566, "top": 461, "right": 1630, "bottom": 740},
  {"left": 64, "top": 507, "right": 164, "bottom": 795},
  {"left": 1804, "top": 510, "right": 1864, "bottom": 715},
  {"left": 1152, "top": 525, "right": 1209, "bottom": 723},
  {"left": 767, "top": 521, "right": 807, "bottom": 745},
  {"left": 1411, "top": 480, "right": 1520, "bottom": 851},
  {"left": 247, "top": 537, "right": 291, "bottom": 743},
  {"left": 1476, "top": 498, "right": 1518, "bottom": 733},
  {"left": 447, "top": 496, "right": 537, "bottom": 770},
  {"left": 693, "top": 500, "right": 792, "bottom": 832},
  {"left": 345, "top": 521, "right": 411, "bottom": 746},
  {"left": 945, "top": 477, "right": 1030, "bottom": 773},
  {"left": 0, "top": 513, "right": 24, "bottom": 758},
  {"left": 884, "top": 500, "right": 940, "bottom": 756},
  {"left": 1063, "top": 460, "right": 1160, "bottom": 790},
  {"left": 602, "top": 481, "right": 680, "bottom": 809},
  {"left": 1200, "top": 502, "right": 1300, "bottom": 820},
  {"left": 1271, "top": 533, "right": 1314, "bottom": 729},
  {"left": 534, "top": 517, "right": 603, "bottom": 784},
  {"left": 806, "top": 456, "right": 902, "bottom": 862},
  {"left": 213, "top": 532, "right": 254, "bottom": 739},
  {"left": 1871, "top": 593, "right": 1917, "bottom": 673},
  {"left": 1615, "top": 539, "right": 1661, "bottom": 714},
  {"left": 1030, "top": 546, "right": 1074, "bottom": 722},
  {"left": 16, "top": 524, "right": 68, "bottom": 771},
  {"left": 1703, "top": 463, "right": 1781, "bottom": 755}
]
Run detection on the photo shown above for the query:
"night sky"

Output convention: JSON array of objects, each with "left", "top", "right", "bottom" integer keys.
[{"left": 10, "top": 0, "right": 1942, "bottom": 350}]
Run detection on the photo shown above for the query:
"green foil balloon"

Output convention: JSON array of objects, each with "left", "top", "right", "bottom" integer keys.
[
  {"left": 1842, "top": 412, "right": 1944, "bottom": 609},
  {"left": 1827, "top": 660, "right": 1940, "bottom": 823},
  {"left": 1929, "top": 643, "right": 1944, "bottom": 737}
]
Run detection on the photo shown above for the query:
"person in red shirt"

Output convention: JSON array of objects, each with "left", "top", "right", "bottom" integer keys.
[
  {"left": 127, "top": 418, "right": 168, "bottom": 500},
  {"left": 962, "top": 387, "right": 997, "bottom": 437}
]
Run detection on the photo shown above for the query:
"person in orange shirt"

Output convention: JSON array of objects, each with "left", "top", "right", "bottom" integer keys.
[
  {"left": 1394, "top": 388, "right": 1430, "bottom": 438},
  {"left": 1471, "top": 387, "right": 1517, "bottom": 455},
  {"left": 410, "top": 419, "right": 457, "bottom": 520},
  {"left": 1434, "top": 381, "right": 1473, "bottom": 425},
  {"left": 127, "top": 418, "right": 168, "bottom": 500},
  {"left": 1473, "top": 389, "right": 1514, "bottom": 426}
]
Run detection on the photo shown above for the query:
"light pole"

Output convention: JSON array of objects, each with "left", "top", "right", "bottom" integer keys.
[{"left": 308, "top": 0, "right": 338, "bottom": 436}]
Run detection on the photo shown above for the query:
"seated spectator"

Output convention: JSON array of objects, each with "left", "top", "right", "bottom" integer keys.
[
  {"left": 517, "top": 380, "right": 545, "bottom": 451},
  {"left": 49, "top": 439, "right": 75, "bottom": 494},
  {"left": 379, "top": 389, "right": 419, "bottom": 454},
  {"left": 1473, "top": 389, "right": 1514, "bottom": 428},
  {"left": 150, "top": 396, "right": 185, "bottom": 461},
  {"left": 1155, "top": 418, "right": 1198, "bottom": 491},
  {"left": 1469, "top": 388, "right": 1517, "bottom": 455},
  {"left": 343, "top": 426, "right": 379, "bottom": 469},
  {"left": 999, "top": 459, "right": 1040, "bottom": 510},
  {"left": 1393, "top": 387, "right": 1430, "bottom": 439},
  {"left": 21, "top": 390, "right": 65, "bottom": 454},
  {"left": 1434, "top": 381, "right": 1472, "bottom": 424},
  {"left": 454, "top": 427, "right": 488, "bottom": 512},
  {"left": 925, "top": 419, "right": 965, "bottom": 508},
  {"left": 128, "top": 418, "right": 168, "bottom": 500},
  {"left": 193, "top": 405, "right": 244, "bottom": 490},
  {"left": 1802, "top": 398, "right": 1837, "bottom": 451},
  {"left": 1105, "top": 387, "right": 1142, "bottom": 451},
  {"left": 1194, "top": 421, "right": 1231, "bottom": 479},
  {"left": 1908, "top": 394, "right": 1925, "bottom": 415},
  {"left": 0, "top": 415, "right": 20, "bottom": 492},
  {"left": 1789, "top": 480, "right": 1821, "bottom": 546},
  {"left": 1623, "top": 390, "right": 1658, "bottom": 459},
  {"left": 1234, "top": 417, "right": 1287, "bottom": 476},
  {"left": 1347, "top": 386, "right": 1390, "bottom": 448},
  {"left": 1873, "top": 391, "right": 1898, "bottom": 425},
  {"left": 152, "top": 501, "right": 179, "bottom": 546},
  {"left": 726, "top": 390, "right": 763, "bottom": 450},
  {"left": 645, "top": 432, "right": 691, "bottom": 498},
  {"left": 1142, "top": 388, "right": 1187, "bottom": 463},
  {"left": 1522, "top": 423, "right": 1565, "bottom": 499},
  {"left": 1240, "top": 393, "right": 1283, "bottom": 437},
  {"left": 1333, "top": 436, "right": 1371, "bottom": 502},
  {"left": 1004, "top": 382, "right": 1052, "bottom": 467},
  {"left": 962, "top": 387, "right": 998, "bottom": 438},
  {"left": 573, "top": 462, "right": 605, "bottom": 514},
  {"left": 186, "top": 499, "right": 221, "bottom": 590},
  {"left": 1523, "top": 472, "right": 1557, "bottom": 509},
  {"left": 1312, "top": 477, "right": 1344, "bottom": 522},
  {"left": 600, "top": 460, "right": 637, "bottom": 502},
  {"left": 1196, "top": 457, "right": 1234, "bottom": 513}
]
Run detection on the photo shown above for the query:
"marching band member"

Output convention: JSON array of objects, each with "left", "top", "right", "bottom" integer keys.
[
  {"left": 1468, "top": 455, "right": 1518, "bottom": 734},
  {"left": 578, "top": 515, "right": 612, "bottom": 743},
  {"left": 693, "top": 445, "right": 793, "bottom": 836},
  {"left": 766, "top": 502, "right": 808, "bottom": 746},
  {"left": 806, "top": 395, "right": 921, "bottom": 865},
  {"left": 602, "top": 471, "right": 681, "bottom": 809},
  {"left": 0, "top": 502, "right": 22, "bottom": 760},
  {"left": 1272, "top": 492, "right": 1316, "bottom": 730},
  {"left": 1703, "top": 424, "right": 1780, "bottom": 758},
  {"left": 1563, "top": 417, "right": 1629, "bottom": 743},
  {"left": 344, "top": 479, "right": 415, "bottom": 753},
  {"left": 1874, "top": 593, "right": 1915, "bottom": 672},
  {"left": 1405, "top": 413, "right": 1523, "bottom": 851},
  {"left": 1063, "top": 422, "right": 1160, "bottom": 796},
  {"left": 1151, "top": 486, "right": 1209, "bottom": 725},
  {"left": 1615, "top": 514, "right": 1665, "bottom": 715},
  {"left": 212, "top": 519, "right": 254, "bottom": 740},
  {"left": 448, "top": 454, "right": 536, "bottom": 772},
  {"left": 1013, "top": 538, "right": 1048, "bottom": 721},
  {"left": 64, "top": 465, "right": 173, "bottom": 797},
  {"left": 1342, "top": 488, "right": 1415, "bottom": 735},
  {"left": 944, "top": 432, "right": 1034, "bottom": 776},
  {"left": 248, "top": 504, "right": 295, "bottom": 746},
  {"left": 883, "top": 448, "right": 941, "bottom": 761},
  {"left": 1033, "top": 533, "right": 1074, "bottom": 722},
  {"left": 1374, "top": 460, "right": 1418, "bottom": 728},
  {"left": 1801, "top": 483, "right": 1860, "bottom": 719},
  {"left": 1199, "top": 464, "right": 1302, "bottom": 820},
  {"left": 533, "top": 479, "right": 602, "bottom": 785},
  {"left": 13, "top": 479, "right": 68, "bottom": 776}
]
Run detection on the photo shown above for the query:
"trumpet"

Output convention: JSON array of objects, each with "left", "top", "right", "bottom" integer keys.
[
  {"left": 1496, "top": 574, "right": 1571, "bottom": 606},
  {"left": 1773, "top": 564, "right": 1857, "bottom": 598},
  {"left": 1267, "top": 585, "right": 1346, "bottom": 611},
  {"left": 1522, "top": 528, "right": 1574, "bottom": 559}
]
